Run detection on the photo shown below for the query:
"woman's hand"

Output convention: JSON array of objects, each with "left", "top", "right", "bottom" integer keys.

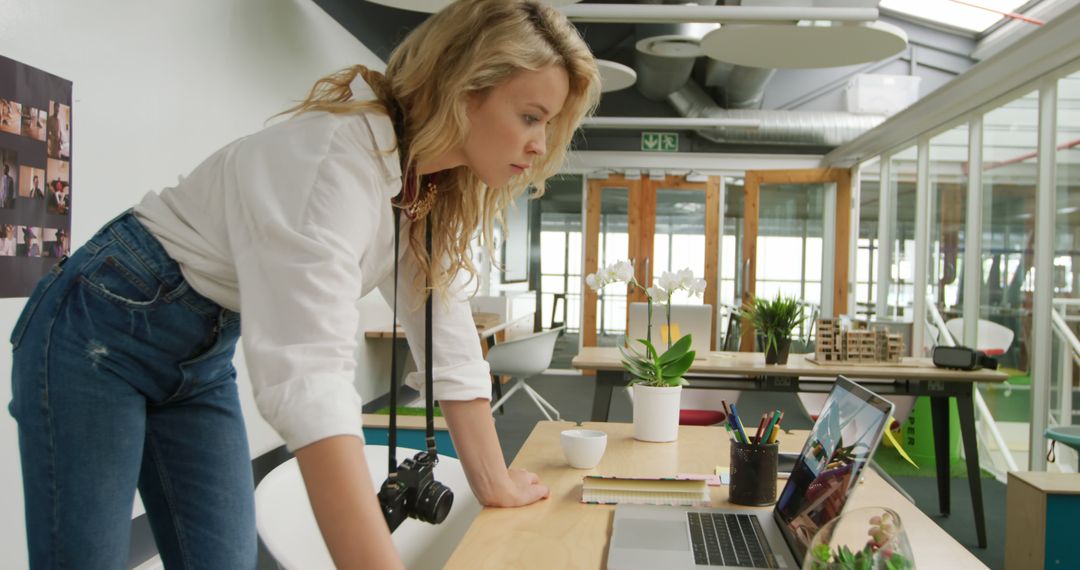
[
  {"left": 440, "top": 399, "right": 551, "bottom": 509},
  {"left": 484, "top": 467, "right": 550, "bottom": 508}
]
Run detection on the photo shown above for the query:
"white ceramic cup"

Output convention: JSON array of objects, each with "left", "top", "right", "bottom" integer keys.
[{"left": 560, "top": 429, "right": 608, "bottom": 469}]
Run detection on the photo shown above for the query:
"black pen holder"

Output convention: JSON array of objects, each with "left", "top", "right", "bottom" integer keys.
[{"left": 729, "top": 439, "right": 778, "bottom": 506}]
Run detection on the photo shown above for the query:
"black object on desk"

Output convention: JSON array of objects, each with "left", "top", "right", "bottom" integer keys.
[{"left": 730, "top": 439, "right": 779, "bottom": 506}]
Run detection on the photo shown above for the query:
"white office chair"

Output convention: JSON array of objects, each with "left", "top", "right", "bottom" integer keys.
[
  {"left": 488, "top": 327, "right": 564, "bottom": 420},
  {"left": 255, "top": 445, "right": 481, "bottom": 570},
  {"left": 944, "top": 317, "right": 1015, "bottom": 356}
]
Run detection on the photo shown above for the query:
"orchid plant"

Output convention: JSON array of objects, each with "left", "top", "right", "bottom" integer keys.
[{"left": 585, "top": 261, "right": 707, "bottom": 387}]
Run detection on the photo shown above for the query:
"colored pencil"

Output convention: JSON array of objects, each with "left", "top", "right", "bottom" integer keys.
[
  {"left": 761, "top": 410, "right": 781, "bottom": 446},
  {"left": 768, "top": 411, "right": 786, "bottom": 443},
  {"left": 724, "top": 422, "right": 736, "bottom": 442},
  {"left": 753, "top": 413, "right": 767, "bottom": 447}
]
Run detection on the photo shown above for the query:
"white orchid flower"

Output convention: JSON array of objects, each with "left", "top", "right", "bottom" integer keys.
[
  {"left": 657, "top": 271, "right": 680, "bottom": 292},
  {"left": 585, "top": 273, "right": 598, "bottom": 290},
  {"left": 677, "top": 268, "right": 696, "bottom": 289},
  {"left": 646, "top": 286, "right": 669, "bottom": 302},
  {"left": 689, "top": 278, "right": 707, "bottom": 297},
  {"left": 612, "top": 260, "right": 635, "bottom": 282}
]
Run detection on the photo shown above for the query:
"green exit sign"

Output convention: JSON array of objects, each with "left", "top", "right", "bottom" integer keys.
[{"left": 641, "top": 132, "right": 678, "bottom": 152}]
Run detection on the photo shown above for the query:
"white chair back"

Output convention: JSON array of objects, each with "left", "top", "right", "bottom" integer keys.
[
  {"left": 944, "top": 317, "right": 1015, "bottom": 353},
  {"left": 255, "top": 446, "right": 481, "bottom": 570},
  {"left": 486, "top": 327, "right": 563, "bottom": 378}
]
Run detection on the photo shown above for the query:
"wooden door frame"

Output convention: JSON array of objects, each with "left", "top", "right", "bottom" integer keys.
[
  {"left": 582, "top": 173, "right": 720, "bottom": 349},
  {"left": 739, "top": 168, "right": 852, "bottom": 351}
]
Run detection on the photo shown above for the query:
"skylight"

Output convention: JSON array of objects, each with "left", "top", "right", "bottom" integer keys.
[{"left": 881, "top": 0, "right": 1034, "bottom": 33}]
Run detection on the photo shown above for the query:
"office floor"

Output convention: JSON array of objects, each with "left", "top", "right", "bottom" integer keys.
[{"left": 493, "top": 332, "right": 1007, "bottom": 570}]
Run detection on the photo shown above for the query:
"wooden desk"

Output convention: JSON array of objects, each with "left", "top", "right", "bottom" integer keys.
[
  {"left": 364, "top": 312, "right": 536, "bottom": 401},
  {"left": 572, "top": 347, "right": 1007, "bottom": 548},
  {"left": 445, "top": 421, "right": 987, "bottom": 569},
  {"left": 363, "top": 312, "right": 534, "bottom": 341}
]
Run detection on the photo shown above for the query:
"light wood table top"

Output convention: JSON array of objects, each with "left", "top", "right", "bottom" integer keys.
[
  {"left": 364, "top": 312, "right": 534, "bottom": 341},
  {"left": 572, "top": 346, "right": 1007, "bottom": 384},
  {"left": 444, "top": 421, "right": 987, "bottom": 570}
]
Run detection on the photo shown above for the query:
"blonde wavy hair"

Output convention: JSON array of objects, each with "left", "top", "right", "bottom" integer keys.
[{"left": 280, "top": 0, "right": 601, "bottom": 298}]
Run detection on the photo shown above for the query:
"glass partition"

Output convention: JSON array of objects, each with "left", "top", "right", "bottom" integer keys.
[
  {"left": 538, "top": 175, "right": 584, "bottom": 334},
  {"left": 598, "top": 188, "right": 629, "bottom": 340},
  {"left": 652, "top": 187, "right": 707, "bottom": 305},
  {"left": 980, "top": 89, "right": 1039, "bottom": 469},
  {"left": 855, "top": 158, "right": 881, "bottom": 319},
  {"left": 720, "top": 176, "right": 743, "bottom": 311},
  {"left": 888, "top": 146, "right": 918, "bottom": 317},
  {"left": 1051, "top": 70, "right": 1080, "bottom": 468},
  {"left": 928, "top": 125, "right": 970, "bottom": 339}
]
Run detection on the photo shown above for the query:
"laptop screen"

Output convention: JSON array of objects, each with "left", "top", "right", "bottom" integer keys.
[{"left": 772, "top": 376, "right": 894, "bottom": 562}]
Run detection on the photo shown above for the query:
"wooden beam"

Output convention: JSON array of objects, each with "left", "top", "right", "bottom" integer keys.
[
  {"left": 705, "top": 176, "right": 720, "bottom": 350},
  {"left": 627, "top": 177, "right": 650, "bottom": 308},
  {"left": 740, "top": 173, "right": 760, "bottom": 351},
  {"left": 582, "top": 180, "right": 602, "bottom": 348},
  {"left": 833, "top": 168, "right": 852, "bottom": 317}
]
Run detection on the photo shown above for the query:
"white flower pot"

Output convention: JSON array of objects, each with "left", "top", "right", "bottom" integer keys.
[{"left": 632, "top": 384, "right": 682, "bottom": 442}]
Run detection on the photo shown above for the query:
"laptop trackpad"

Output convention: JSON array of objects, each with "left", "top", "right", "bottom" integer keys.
[{"left": 612, "top": 519, "right": 687, "bottom": 551}]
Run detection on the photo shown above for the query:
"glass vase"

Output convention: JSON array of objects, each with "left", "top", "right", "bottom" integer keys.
[{"left": 802, "top": 506, "right": 915, "bottom": 570}]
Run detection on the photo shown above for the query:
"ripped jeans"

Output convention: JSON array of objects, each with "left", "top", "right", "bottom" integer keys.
[{"left": 9, "top": 211, "right": 256, "bottom": 569}]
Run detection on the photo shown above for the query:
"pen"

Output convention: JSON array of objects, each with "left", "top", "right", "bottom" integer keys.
[{"left": 730, "top": 403, "right": 748, "bottom": 444}]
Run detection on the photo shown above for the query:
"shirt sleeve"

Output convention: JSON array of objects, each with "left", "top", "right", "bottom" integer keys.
[
  {"left": 229, "top": 117, "right": 390, "bottom": 452},
  {"left": 378, "top": 223, "right": 492, "bottom": 403}
]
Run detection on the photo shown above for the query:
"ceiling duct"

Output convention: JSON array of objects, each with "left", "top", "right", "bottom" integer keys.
[
  {"left": 667, "top": 80, "right": 885, "bottom": 146},
  {"left": 631, "top": 0, "right": 779, "bottom": 109},
  {"left": 633, "top": 16, "right": 716, "bottom": 101}
]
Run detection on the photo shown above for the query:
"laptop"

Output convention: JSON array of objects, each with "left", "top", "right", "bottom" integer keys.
[
  {"left": 627, "top": 302, "right": 713, "bottom": 360},
  {"left": 606, "top": 376, "right": 895, "bottom": 569}
]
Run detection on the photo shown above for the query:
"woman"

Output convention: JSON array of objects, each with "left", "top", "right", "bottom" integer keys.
[{"left": 9, "top": 1, "right": 601, "bottom": 567}]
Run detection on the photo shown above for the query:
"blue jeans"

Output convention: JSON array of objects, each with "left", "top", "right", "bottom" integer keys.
[{"left": 9, "top": 211, "right": 256, "bottom": 569}]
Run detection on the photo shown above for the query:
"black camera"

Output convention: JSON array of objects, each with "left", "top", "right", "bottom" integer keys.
[{"left": 378, "top": 450, "right": 454, "bottom": 532}]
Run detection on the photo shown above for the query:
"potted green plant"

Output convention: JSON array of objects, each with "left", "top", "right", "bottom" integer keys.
[
  {"left": 741, "top": 293, "right": 804, "bottom": 365},
  {"left": 586, "top": 263, "right": 706, "bottom": 441}
]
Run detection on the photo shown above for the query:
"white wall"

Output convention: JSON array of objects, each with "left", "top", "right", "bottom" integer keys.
[{"left": 0, "top": 1, "right": 393, "bottom": 566}]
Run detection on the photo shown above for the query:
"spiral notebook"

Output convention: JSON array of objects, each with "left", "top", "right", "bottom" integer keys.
[{"left": 581, "top": 476, "right": 710, "bottom": 507}]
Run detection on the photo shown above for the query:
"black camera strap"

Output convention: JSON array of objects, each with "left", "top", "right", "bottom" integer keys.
[{"left": 387, "top": 209, "right": 438, "bottom": 480}]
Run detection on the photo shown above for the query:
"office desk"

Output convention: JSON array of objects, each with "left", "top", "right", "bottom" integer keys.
[
  {"left": 444, "top": 421, "right": 987, "bottom": 569},
  {"left": 364, "top": 312, "right": 534, "bottom": 397},
  {"left": 572, "top": 348, "right": 1007, "bottom": 548}
]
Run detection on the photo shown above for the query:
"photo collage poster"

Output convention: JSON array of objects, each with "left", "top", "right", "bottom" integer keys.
[{"left": 0, "top": 55, "right": 72, "bottom": 297}]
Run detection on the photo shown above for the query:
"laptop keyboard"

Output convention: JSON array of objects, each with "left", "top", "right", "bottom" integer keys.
[{"left": 686, "top": 512, "right": 779, "bottom": 568}]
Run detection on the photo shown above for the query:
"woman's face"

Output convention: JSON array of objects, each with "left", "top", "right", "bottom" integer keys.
[{"left": 462, "top": 64, "right": 570, "bottom": 188}]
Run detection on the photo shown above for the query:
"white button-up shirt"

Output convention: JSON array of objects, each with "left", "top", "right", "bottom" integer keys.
[{"left": 133, "top": 78, "right": 491, "bottom": 452}]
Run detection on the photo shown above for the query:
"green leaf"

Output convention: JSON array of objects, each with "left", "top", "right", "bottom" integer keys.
[
  {"left": 811, "top": 543, "right": 832, "bottom": 562},
  {"left": 661, "top": 350, "right": 696, "bottom": 380},
  {"left": 636, "top": 338, "right": 659, "bottom": 360},
  {"left": 658, "top": 334, "right": 693, "bottom": 365}
]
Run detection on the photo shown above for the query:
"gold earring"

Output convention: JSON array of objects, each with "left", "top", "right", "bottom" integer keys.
[{"left": 407, "top": 180, "right": 439, "bottom": 220}]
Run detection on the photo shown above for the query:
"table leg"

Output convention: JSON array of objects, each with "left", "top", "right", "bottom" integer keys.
[
  {"left": 487, "top": 337, "right": 504, "bottom": 414},
  {"left": 930, "top": 396, "right": 951, "bottom": 516},
  {"left": 956, "top": 389, "right": 987, "bottom": 548},
  {"left": 393, "top": 338, "right": 412, "bottom": 392},
  {"left": 590, "top": 370, "right": 620, "bottom": 422}
]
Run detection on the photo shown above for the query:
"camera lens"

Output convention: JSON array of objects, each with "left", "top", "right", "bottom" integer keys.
[{"left": 414, "top": 480, "right": 453, "bottom": 524}]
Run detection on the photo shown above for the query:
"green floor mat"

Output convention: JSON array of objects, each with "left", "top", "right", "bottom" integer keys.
[
  {"left": 372, "top": 406, "right": 444, "bottom": 417},
  {"left": 874, "top": 444, "right": 995, "bottom": 479}
]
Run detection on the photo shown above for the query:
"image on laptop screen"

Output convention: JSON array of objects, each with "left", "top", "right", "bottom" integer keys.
[{"left": 774, "top": 377, "right": 893, "bottom": 561}]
